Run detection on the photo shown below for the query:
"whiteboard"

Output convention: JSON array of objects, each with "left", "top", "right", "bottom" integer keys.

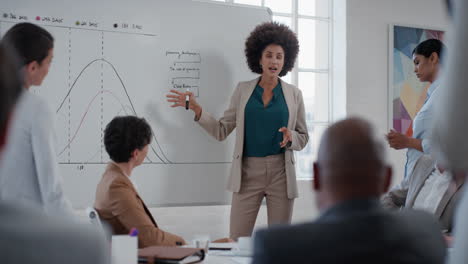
[{"left": 0, "top": 0, "right": 271, "bottom": 208}]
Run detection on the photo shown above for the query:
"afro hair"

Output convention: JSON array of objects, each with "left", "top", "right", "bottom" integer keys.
[{"left": 245, "top": 22, "right": 299, "bottom": 77}]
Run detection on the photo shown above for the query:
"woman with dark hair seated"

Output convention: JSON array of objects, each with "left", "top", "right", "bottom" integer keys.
[
  {"left": 0, "top": 22, "right": 74, "bottom": 215},
  {"left": 166, "top": 22, "right": 309, "bottom": 239},
  {"left": 94, "top": 116, "right": 186, "bottom": 247},
  {"left": 0, "top": 38, "right": 109, "bottom": 264}
]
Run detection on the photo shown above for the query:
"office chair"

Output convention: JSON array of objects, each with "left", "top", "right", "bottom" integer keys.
[{"left": 86, "top": 206, "right": 103, "bottom": 229}]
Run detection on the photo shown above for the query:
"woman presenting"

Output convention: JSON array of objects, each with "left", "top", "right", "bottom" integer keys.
[
  {"left": 167, "top": 22, "right": 308, "bottom": 239},
  {"left": 386, "top": 39, "right": 446, "bottom": 179}
]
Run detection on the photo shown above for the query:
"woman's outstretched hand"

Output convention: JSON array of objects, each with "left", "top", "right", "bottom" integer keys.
[{"left": 166, "top": 89, "right": 202, "bottom": 118}]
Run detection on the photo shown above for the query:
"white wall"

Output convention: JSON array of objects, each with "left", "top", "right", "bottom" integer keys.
[{"left": 345, "top": 0, "right": 450, "bottom": 184}]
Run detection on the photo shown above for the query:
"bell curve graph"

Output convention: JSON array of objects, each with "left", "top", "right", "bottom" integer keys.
[
  {"left": 0, "top": 12, "right": 232, "bottom": 166},
  {"left": 53, "top": 56, "right": 172, "bottom": 165}
]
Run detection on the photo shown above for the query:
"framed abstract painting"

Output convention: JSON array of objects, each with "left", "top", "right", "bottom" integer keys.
[{"left": 388, "top": 24, "right": 445, "bottom": 135}]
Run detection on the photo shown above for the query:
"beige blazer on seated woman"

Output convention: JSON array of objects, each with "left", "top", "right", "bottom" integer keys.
[
  {"left": 197, "top": 77, "right": 309, "bottom": 199},
  {"left": 94, "top": 163, "right": 185, "bottom": 248}
]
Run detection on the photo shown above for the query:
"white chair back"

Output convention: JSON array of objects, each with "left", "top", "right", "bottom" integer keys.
[{"left": 86, "top": 207, "right": 103, "bottom": 228}]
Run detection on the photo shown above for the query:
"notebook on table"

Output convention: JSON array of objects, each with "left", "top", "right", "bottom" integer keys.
[{"left": 138, "top": 246, "right": 205, "bottom": 264}]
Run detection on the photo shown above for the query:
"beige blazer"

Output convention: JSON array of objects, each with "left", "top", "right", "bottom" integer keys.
[
  {"left": 381, "top": 155, "right": 464, "bottom": 232},
  {"left": 94, "top": 163, "right": 185, "bottom": 248},
  {"left": 197, "top": 77, "right": 309, "bottom": 199}
]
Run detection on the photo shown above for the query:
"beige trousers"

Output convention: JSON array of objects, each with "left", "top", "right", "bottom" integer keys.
[{"left": 229, "top": 153, "right": 294, "bottom": 239}]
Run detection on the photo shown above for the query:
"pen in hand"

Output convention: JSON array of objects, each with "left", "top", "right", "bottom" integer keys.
[{"left": 185, "top": 89, "right": 190, "bottom": 110}]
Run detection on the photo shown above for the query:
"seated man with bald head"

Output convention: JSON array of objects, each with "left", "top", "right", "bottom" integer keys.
[{"left": 252, "top": 117, "right": 446, "bottom": 264}]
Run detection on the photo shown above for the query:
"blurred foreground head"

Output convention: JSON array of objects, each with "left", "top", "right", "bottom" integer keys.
[
  {"left": 432, "top": 0, "right": 468, "bottom": 173},
  {"left": 313, "top": 117, "right": 392, "bottom": 211}
]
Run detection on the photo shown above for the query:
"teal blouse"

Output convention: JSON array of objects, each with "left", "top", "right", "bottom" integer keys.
[{"left": 243, "top": 82, "right": 289, "bottom": 157}]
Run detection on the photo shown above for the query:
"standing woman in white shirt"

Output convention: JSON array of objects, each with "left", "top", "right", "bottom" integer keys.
[
  {"left": 386, "top": 39, "right": 446, "bottom": 180},
  {"left": 0, "top": 22, "right": 74, "bottom": 215}
]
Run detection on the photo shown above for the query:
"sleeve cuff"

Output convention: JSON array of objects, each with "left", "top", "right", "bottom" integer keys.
[{"left": 421, "top": 138, "right": 431, "bottom": 153}]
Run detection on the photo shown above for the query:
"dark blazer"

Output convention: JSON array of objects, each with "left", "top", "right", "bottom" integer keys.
[
  {"left": 252, "top": 199, "right": 446, "bottom": 264},
  {"left": 382, "top": 155, "right": 464, "bottom": 233}
]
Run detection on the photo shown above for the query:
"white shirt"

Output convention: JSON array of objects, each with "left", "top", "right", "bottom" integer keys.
[
  {"left": 0, "top": 91, "right": 74, "bottom": 216},
  {"left": 413, "top": 168, "right": 451, "bottom": 214},
  {"left": 404, "top": 79, "right": 441, "bottom": 179}
]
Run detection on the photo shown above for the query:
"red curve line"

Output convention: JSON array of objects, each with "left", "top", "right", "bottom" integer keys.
[{"left": 58, "top": 89, "right": 128, "bottom": 156}]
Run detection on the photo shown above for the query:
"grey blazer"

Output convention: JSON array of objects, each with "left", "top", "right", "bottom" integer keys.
[
  {"left": 197, "top": 77, "right": 308, "bottom": 198},
  {"left": 382, "top": 155, "right": 464, "bottom": 232}
]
